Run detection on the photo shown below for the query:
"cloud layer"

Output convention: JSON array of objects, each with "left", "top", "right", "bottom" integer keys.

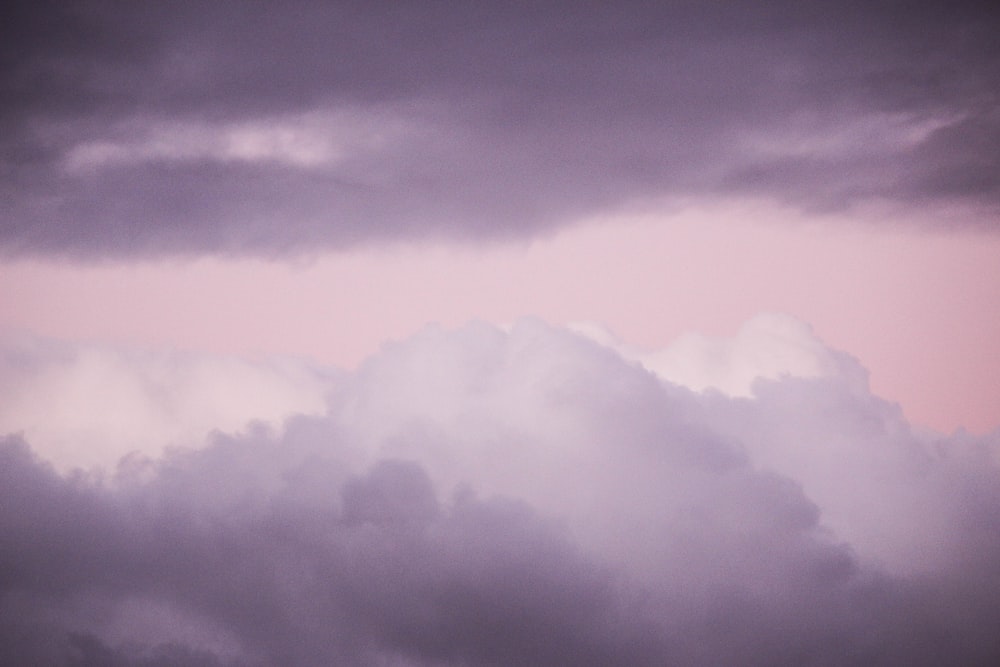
[
  {"left": 2, "top": 317, "right": 999, "bottom": 665},
  {"left": 3, "top": 1, "right": 999, "bottom": 257}
]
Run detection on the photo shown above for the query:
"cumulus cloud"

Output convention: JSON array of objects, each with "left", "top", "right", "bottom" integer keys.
[
  {"left": 572, "top": 313, "right": 865, "bottom": 397},
  {"left": 2, "top": 1, "right": 999, "bottom": 257},
  {"left": 0, "top": 334, "right": 332, "bottom": 471},
  {"left": 2, "top": 317, "right": 999, "bottom": 665}
]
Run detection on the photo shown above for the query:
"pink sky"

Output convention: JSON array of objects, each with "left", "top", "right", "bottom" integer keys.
[{"left": 2, "top": 201, "right": 998, "bottom": 434}]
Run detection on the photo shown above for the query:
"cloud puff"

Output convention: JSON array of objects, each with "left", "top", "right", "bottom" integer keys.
[
  {"left": 2, "top": 317, "right": 999, "bottom": 664},
  {"left": 2, "top": 2, "right": 998, "bottom": 257},
  {"left": 0, "top": 334, "right": 332, "bottom": 471},
  {"left": 572, "top": 312, "right": 865, "bottom": 397}
]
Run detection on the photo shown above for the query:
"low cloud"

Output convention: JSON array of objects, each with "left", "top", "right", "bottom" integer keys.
[
  {"left": 2, "top": 317, "right": 999, "bottom": 664},
  {"left": 2, "top": 2, "right": 999, "bottom": 257},
  {"left": 572, "top": 313, "right": 864, "bottom": 397},
  {"left": 0, "top": 335, "right": 332, "bottom": 470},
  {"left": 60, "top": 111, "right": 410, "bottom": 173}
]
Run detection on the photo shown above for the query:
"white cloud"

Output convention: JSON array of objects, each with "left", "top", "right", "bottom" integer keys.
[
  {"left": 571, "top": 312, "right": 865, "bottom": 397},
  {"left": 0, "top": 335, "right": 331, "bottom": 471}
]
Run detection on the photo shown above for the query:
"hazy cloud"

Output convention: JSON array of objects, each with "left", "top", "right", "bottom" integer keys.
[
  {"left": 2, "top": 318, "right": 999, "bottom": 664},
  {"left": 572, "top": 313, "right": 865, "bottom": 397},
  {"left": 0, "top": 334, "right": 332, "bottom": 470},
  {"left": 2, "top": 1, "right": 998, "bottom": 257}
]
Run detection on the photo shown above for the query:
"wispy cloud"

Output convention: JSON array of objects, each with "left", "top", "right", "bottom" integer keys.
[{"left": 60, "top": 110, "right": 413, "bottom": 172}]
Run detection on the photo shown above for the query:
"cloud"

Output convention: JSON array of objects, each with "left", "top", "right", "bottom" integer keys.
[
  {"left": 2, "top": 2, "right": 998, "bottom": 257},
  {"left": 60, "top": 111, "right": 408, "bottom": 172},
  {"left": 0, "top": 334, "right": 332, "bottom": 471},
  {"left": 571, "top": 312, "right": 865, "bottom": 397},
  {"left": 2, "top": 317, "right": 999, "bottom": 664}
]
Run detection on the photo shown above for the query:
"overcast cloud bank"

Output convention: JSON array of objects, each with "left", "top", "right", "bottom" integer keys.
[
  {"left": 3, "top": 1, "right": 999, "bottom": 257},
  {"left": 2, "top": 317, "right": 999, "bottom": 665}
]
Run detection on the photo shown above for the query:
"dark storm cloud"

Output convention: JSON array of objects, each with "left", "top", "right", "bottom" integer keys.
[
  {"left": 2, "top": 1, "right": 998, "bottom": 257},
  {"left": 2, "top": 319, "right": 1000, "bottom": 665}
]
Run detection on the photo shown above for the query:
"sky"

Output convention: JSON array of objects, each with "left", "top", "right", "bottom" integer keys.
[{"left": 2, "top": 2, "right": 1000, "bottom": 665}]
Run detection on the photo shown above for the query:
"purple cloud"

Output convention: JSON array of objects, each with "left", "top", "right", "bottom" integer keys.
[
  {"left": 2, "top": 1, "right": 998, "bottom": 257},
  {"left": 2, "top": 319, "right": 999, "bottom": 664}
]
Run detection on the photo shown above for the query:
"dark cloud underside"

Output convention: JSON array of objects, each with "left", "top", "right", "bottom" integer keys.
[{"left": 2, "top": 1, "right": 999, "bottom": 257}]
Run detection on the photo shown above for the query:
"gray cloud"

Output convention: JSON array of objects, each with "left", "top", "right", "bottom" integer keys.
[
  {"left": 2, "top": 1, "right": 998, "bottom": 257},
  {"left": 2, "top": 319, "right": 999, "bottom": 664}
]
